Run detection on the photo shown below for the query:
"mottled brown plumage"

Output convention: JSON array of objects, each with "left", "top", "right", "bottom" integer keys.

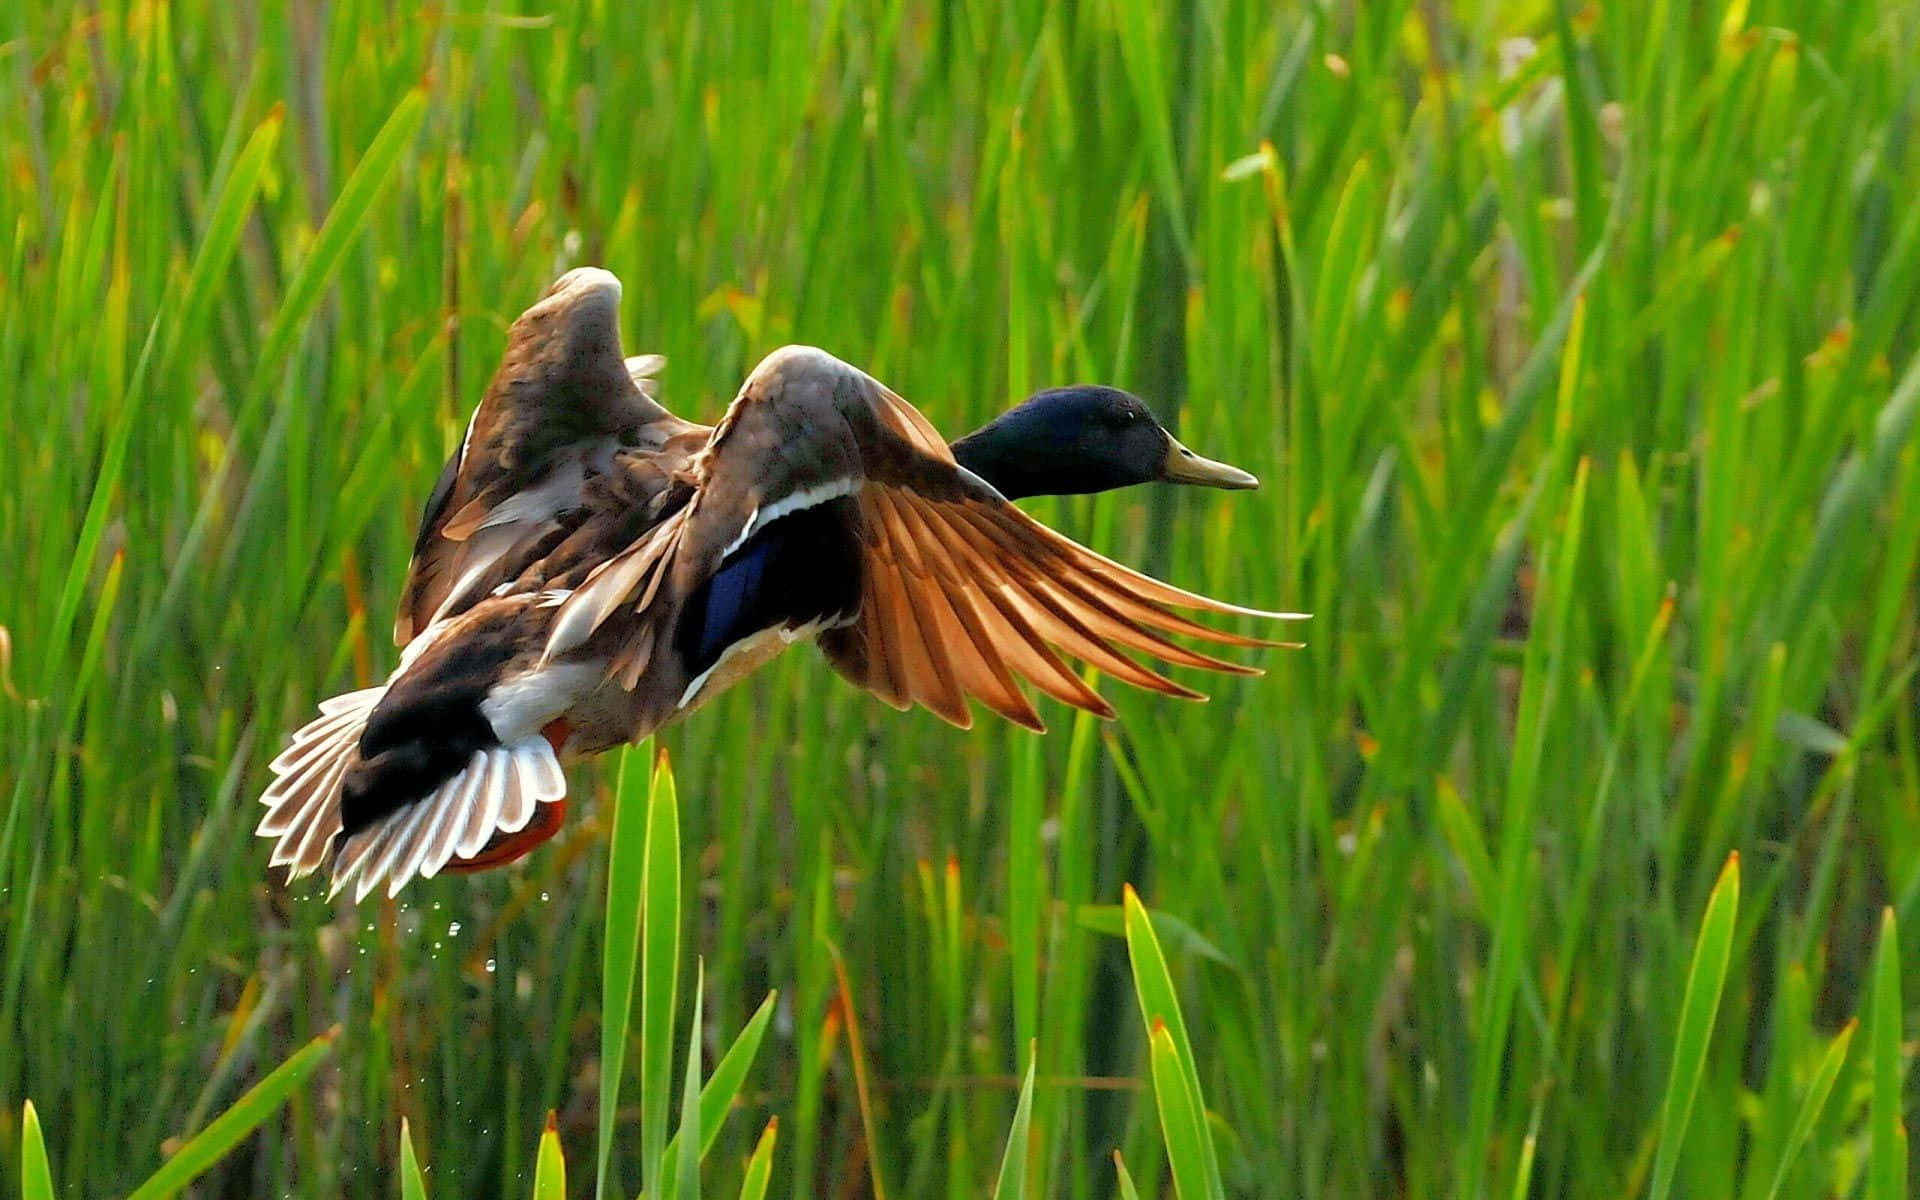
[
  {"left": 259, "top": 268, "right": 1304, "bottom": 901},
  {"left": 394, "top": 270, "right": 704, "bottom": 644}
]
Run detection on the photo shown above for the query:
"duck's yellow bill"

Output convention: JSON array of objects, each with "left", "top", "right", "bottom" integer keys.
[{"left": 1160, "top": 436, "right": 1260, "bottom": 490}]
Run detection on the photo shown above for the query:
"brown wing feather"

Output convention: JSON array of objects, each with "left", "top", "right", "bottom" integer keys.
[
  {"left": 395, "top": 269, "right": 701, "bottom": 643},
  {"left": 821, "top": 479, "right": 1302, "bottom": 728},
  {"left": 879, "top": 491, "right": 1044, "bottom": 730},
  {"left": 944, "top": 507, "right": 1263, "bottom": 674},
  {"left": 871, "top": 492, "right": 971, "bottom": 724}
]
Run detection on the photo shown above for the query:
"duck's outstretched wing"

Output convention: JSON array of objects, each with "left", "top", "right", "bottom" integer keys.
[
  {"left": 544, "top": 345, "right": 1306, "bottom": 732},
  {"left": 394, "top": 268, "right": 704, "bottom": 643}
]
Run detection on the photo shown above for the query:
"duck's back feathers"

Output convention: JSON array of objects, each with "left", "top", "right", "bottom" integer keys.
[
  {"left": 395, "top": 269, "right": 703, "bottom": 643},
  {"left": 538, "top": 346, "right": 930, "bottom": 665}
]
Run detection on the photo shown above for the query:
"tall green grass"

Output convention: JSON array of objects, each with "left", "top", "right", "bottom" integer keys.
[{"left": 4, "top": 0, "right": 1919, "bottom": 1195}]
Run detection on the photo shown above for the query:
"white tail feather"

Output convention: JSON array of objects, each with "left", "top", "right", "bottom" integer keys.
[
  {"left": 359, "top": 804, "right": 429, "bottom": 902},
  {"left": 446, "top": 759, "right": 492, "bottom": 862},
  {"left": 318, "top": 686, "right": 387, "bottom": 717},
  {"left": 257, "top": 686, "right": 386, "bottom": 871},
  {"left": 499, "top": 753, "right": 536, "bottom": 834},
  {"left": 415, "top": 786, "right": 468, "bottom": 882},
  {"left": 458, "top": 750, "right": 508, "bottom": 859}
]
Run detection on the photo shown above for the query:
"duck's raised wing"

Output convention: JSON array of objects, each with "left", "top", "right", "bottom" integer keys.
[
  {"left": 394, "top": 268, "right": 702, "bottom": 643},
  {"left": 544, "top": 345, "right": 1305, "bottom": 732}
]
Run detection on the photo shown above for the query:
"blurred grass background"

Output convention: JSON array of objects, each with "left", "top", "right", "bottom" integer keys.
[{"left": 4, "top": 0, "right": 1920, "bottom": 1194}]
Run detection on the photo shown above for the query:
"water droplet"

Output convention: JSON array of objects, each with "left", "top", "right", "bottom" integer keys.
[
  {"left": 540, "top": 891, "right": 550, "bottom": 902},
  {"left": 485, "top": 958, "right": 497, "bottom": 973},
  {"left": 448, "top": 921, "right": 462, "bottom": 937}
]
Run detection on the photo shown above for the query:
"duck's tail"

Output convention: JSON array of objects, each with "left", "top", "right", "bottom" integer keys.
[
  {"left": 256, "top": 601, "right": 578, "bottom": 902},
  {"left": 323, "top": 733, "right": 567, "bottom": 902},
  {"left": 256, "top": 687, "right": 571, "bottom": 902}
]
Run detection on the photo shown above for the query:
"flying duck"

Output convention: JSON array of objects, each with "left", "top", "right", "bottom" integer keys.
[{"left": 257, "top": 269, "right": 1305, "bottom": 901}]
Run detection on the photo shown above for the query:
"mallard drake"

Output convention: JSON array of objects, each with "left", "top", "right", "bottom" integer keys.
[{"left": 257, "top": 269, "right": 1305, "bottom": 901}]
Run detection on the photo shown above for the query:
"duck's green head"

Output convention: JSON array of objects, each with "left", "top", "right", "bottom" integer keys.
[{"left": 951, "top": 385, "right": 1259, "bottom": 501}]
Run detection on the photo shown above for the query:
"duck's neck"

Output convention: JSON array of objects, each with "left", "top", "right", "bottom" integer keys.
[{"left": 949, "top": 424, "right": 1054, "bottom": 501}]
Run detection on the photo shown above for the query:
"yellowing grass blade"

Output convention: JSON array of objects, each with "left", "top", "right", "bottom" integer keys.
[
  {"left": 1148, "top": 1021, "right": 1211, "bottom": 1200},
  {"left": 1112, "top": 1149, "right": 1143, "bottom": 1200},
  {"left": 736, "top": 1118, "right": 779, "bottom": 1200},
  {"left": 21, "top": 1100, "right": 54, "bottom": 1200},
  {"left": 400, "top": 1117, "right": 429, "bottom": 1200},
  {"left": 534, "top": 1111, "right": 566, "bottom": 1200}
]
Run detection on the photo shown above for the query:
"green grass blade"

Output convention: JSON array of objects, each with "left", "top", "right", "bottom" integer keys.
[
  {"left": 38, "top": 108, "right": 280, "bottom": 693},
  {"left": 1112, "top": 1150, "right": 1143, "bottom": 1200},
  {"left": 20, "top": 1100, "right": 53, "bottom": 1200},
  {"left": 1649, "top": 854, "right": 1740, "bottom": 1200},
  {"left": 1869, "top": 908, "right": 1907, "bottom": 1200},
  {"left": 599, "top": 745, "right": 652, "bottom": 1199},
  {"left": 141, "top": 86, "right": 429, "bottom": 646},
  {"left": 656, "top": 990, "right": 777, "bottom": 1196},
  {"left": 1148, "top": 1021, "right": 1210, "bottom": 1200},
  {"left": 1777, "top": 335, "right": 1920, "bottom": 642},
  {"left": 989, "top": 1046, "right": 1037, "bottom": 1200},
  {"left": 1108, "top": 0, "right": 1192, "bottom": 263},
  {"left": 1007, "top": 737, "right": 1043, "bottom": 1054},
  {"left": 1125, "top": 886, "right": 1222, "bottom": 1200},
  {"left": 1763, "top": 1020, "right": 1856, "bottom": 1200},
  {"left": 675, "top": 958, "right": 704, "bottom": 1200},
  {"left": 642, "top": 750, "right": 684, "bottom": 1194},
  {"left": 533, "top": 1112, "right": 566, "bottom": 1200},
  {"left": 248, "top": 88, "right": 428, "bottom": 399},
  {"left": 155, "top": 107, "right": 285, "bottom": 382},
  {"left": 735, "top": 1119, "right": 778, "bottom": 1200},
  {"left": 399, "top": 1117, "right": 428, "bottom": 1200},
  {"left": 125, "top": 1027, "right": 337, "bottom": 1200}
]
